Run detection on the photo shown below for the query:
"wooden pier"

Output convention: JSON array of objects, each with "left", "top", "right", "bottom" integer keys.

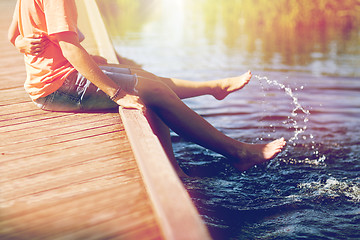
[{"left": 0, "top": 0, "right": 211, "bottom": 239}]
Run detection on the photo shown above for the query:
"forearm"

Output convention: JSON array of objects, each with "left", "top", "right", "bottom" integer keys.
[
  {"left": 66, "top": 47, "right": 143, "bottom": 109},
  {"left": 59, "top": 35, "right": 119, "bottom": 98},
  {"left": 8, "top": 0, "right": 20, "bottom": 46}
]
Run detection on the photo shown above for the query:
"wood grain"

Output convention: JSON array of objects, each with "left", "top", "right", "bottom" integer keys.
[{"left": 0, "top": 1, "right": 162, "bottom": 239}]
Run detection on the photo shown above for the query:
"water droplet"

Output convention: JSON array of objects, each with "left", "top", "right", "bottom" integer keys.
[{"left": 254, "top": 74, "right": 310, "bottom": 147}]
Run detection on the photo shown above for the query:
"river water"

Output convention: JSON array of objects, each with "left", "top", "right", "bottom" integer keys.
[{"left": 99, "top": 0, "right": 360, "bottom": 239}]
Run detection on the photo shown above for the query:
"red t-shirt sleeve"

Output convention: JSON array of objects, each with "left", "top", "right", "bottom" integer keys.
[{"left": 44, "top": 0, "right": 78, "bottom": 35}]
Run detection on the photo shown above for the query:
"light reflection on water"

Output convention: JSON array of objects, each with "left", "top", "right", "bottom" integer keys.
[
  {"left": 98, "top": 0, "right": 360, "bottom": 239},
  {"left": 99, "top": 0, "right": 360, "bottom": 77}
]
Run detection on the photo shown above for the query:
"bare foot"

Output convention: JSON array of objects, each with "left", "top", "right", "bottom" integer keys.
[
  {"left": 233, "top": 138, "right": 286, "bottom": 171},
  {"left": 212, "top": 70, "right": 252, "bottom": 100}
]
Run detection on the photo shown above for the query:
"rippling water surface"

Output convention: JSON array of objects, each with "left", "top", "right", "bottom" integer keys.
[
  {"left": 175, "top": 72, "right": 360, "bottom": 239},
  {"left": 100, "top": 0, "right": 360, "bottom": 239}
]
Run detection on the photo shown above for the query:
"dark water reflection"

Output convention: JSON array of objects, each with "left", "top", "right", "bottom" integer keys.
[{"left": 98, "top": 0, "right": 360, "bottom": 239}]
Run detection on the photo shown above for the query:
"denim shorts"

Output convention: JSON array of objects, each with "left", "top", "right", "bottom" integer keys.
[{"left": 33, "top": 66, "right": 138, "bottom": 112}]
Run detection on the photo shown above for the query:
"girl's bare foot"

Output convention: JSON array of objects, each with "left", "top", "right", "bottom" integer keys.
[
  {"left": 212, "top": 70, "right": 252, "bottom": 100},
  {"left": 233, "top": 138, "right": 286, "bottom": 171}
]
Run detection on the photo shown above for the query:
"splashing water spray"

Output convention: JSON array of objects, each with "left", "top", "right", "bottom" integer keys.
[
  {"left": 255, "top": 74, "right": 309, "bottom": 143},
  {"left": 254, "top": 74, "right": 325, "bottom": 164}
]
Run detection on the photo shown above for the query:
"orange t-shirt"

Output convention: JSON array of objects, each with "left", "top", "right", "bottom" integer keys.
[{"left": 15, "top": 0, "right": 78, "bottom": 100}]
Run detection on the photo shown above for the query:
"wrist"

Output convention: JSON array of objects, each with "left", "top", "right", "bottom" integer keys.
[
  {"left": 14, "top": 35, "right": 24, "bottom": 52},
  {"left": 110, "top": 88, "right": 122, "bottom": 102},
  {"left": 15, "top": 36, "right": 29, "bottom": 54}
]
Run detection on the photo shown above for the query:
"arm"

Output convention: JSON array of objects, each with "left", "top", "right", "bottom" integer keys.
[
  {"left": 8, "top": 0, "right": 20, "bottom": 46},
  {"left": 76, "top": 28, "right": 108, "bottom": 64},
  {"left": 8, "top": 0, "right": 47, "bottom": 55},
  {"left": 57, "top": 31, "right": 119, "bottom": 98},
  {"left": 12, "top": 30, "right": 104, "bottom": 62},
  {"left": 56, "top": 31, "right": 143, "bottom": 109}
]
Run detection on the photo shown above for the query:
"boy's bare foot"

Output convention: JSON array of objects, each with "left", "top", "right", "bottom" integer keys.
[
  {"left": 212, "top": 70, "right": 252, "bottom": 100},
  {"left": 233, "top": 138, "right": 286, "bottom": 171}
]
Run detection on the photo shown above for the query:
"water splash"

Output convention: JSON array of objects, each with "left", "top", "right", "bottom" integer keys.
[
  {"left": 254, "top": 74, "right": 327, "bottom": 164},
  {"left": 255, "top": 74, "right": 310, "bottom": 144},
  {"left": 299, "top": 177, "right": 360, "bottom": 202}
]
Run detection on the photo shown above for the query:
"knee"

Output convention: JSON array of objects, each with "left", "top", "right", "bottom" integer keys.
[
  {"left": 131, "top": 68, "right": 160, "bottom": 82},
  {"left": 139, "top": 81, "right": 176, "bottom": 106}
]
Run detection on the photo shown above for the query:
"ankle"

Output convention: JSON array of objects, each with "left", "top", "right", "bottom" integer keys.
[
  {"left": 210, "top": 81, "right": 227, "bottom": 100},
  {"left": 223, "top": 140, "right": 245, "bottom": 160}
]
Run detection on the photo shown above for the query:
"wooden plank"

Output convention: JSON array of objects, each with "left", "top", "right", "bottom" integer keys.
[
  {"left": 0, "top": 102, "right": 40, "bottom": 115},
  {"left": 81, "top": 0, "right": 118, "bottom": 63},
  {"left": 0, "top": 118, "right": 122, "bottom": 147},
  {"left": 84, "top": 0, "right": 212, "bottom": 239},
  {"left": 0, "top": 181, "right": 143, "bottom": 219},
  {"left": 1, "top": 182, "right": 156, "bottom": 239},
  {"left": 1, "top": 158, "right": 137, "bottom": 202},
  {"left": 120, "top": 109, "right": 212, "bottom": 240},
  {"left": 0, "top": 148, "right": 135, "bottom": 183},
  {"left": 0, "top": 112, "right": 88, "bottom": 134},
  {"left": 0, "top": 1, "right": 164, "bottom": 239},
  {"left": 0, "top": 112, "right": 115, "bottom": 136},
  {"left": 0, "top": 127, "right": 124, "bottom": 164},
  {"left": 0, "top": 117, "right": 122, "bottom": 148}
]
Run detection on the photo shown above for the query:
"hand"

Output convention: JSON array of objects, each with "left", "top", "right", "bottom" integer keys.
[
  {"left": 115, "top": 92, "right": 145, "bottom": 111},
  {"left": 15, "top": 34, "right": 48, "bottom": 55}
]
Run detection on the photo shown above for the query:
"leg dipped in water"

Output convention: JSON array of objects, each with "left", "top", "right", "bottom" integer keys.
[{"left": 135, "top": 76, "right": 286, "bottom": 172}]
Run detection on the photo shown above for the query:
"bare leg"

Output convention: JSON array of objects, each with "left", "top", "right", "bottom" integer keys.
[
  {"left": 129, "top": 68, "right": 252, "bottom": 100},
  {"left": 146, "top": 110, "right": 187, "bottom": 177},
  {"left": 111, "top": 64, "right": 284, "bottom": 171},
  {"left": 136, "top": 76, "right": 286, "bottom": 172},
  {"left": 104, "top": 63, "right": 251, "bottom": 100}
]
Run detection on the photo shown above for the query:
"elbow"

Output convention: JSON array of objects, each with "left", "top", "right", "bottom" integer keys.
[
  {"left": 58, "top": 39, "right": 79, "bottom": 62},
  {"left": 58, "top": 40, "right": 75, "bottom": 61},
  {"left": 8, "top": 24, "right": 19, "bottom": 46},
  {"left": 60, "top": 42, "right": 86, "bottom": 68},
  {"left": 60, "top": 44, "right": 79, "bottom": 63},
  {"left": 8, "top": 31, "right": 16, "bottom": 46},
  {"left": 60, "top": 47, "right": 71, "bottom": 61}
]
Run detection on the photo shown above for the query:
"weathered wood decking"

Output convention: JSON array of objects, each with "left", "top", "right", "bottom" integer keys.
[
  {"left": 0, "top": 0, "right": 211, "bottom": 239},
  {"left": 0, "top": 1, "right": 162, "bottom": 239}
]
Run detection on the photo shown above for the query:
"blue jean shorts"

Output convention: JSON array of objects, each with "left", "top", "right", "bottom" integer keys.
[{"left": 33, "top": 66, "right": 138, "bottom": 112}]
